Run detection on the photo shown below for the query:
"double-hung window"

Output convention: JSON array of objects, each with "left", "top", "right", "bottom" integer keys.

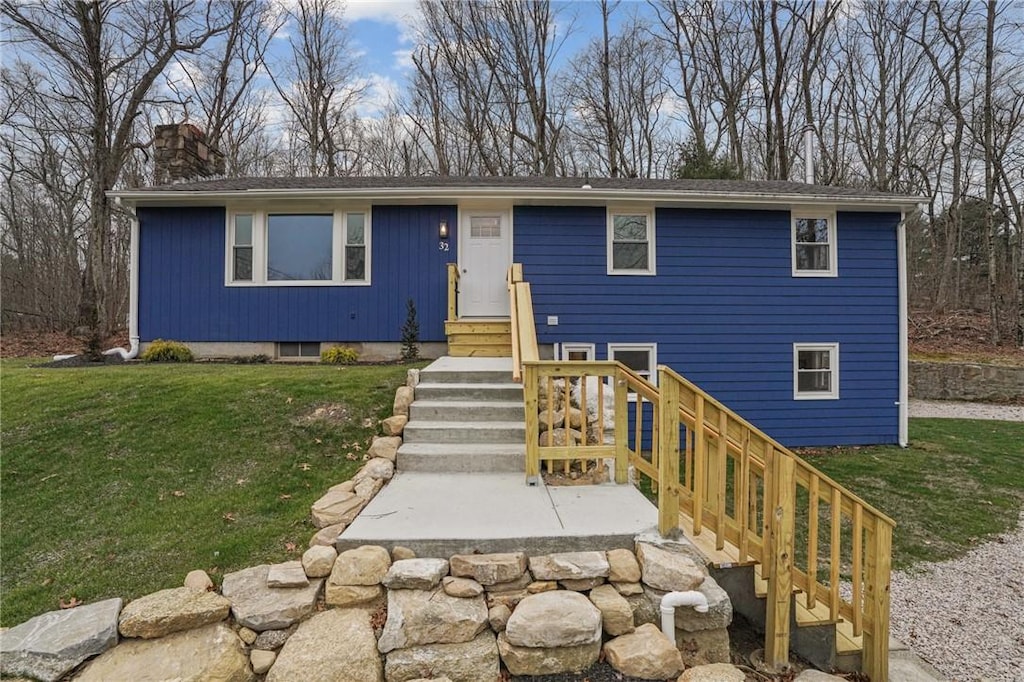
[
  {"left": 608, "top": 209, "right": 655, "bottom": 275},
  {"left": 793, "top": 343, "right": 839, "bottom": 399},
  {"left": 792, "top": 211, "right": 837, "bottom": 276},
  {"left": 227, "top": 208, "right": 370, "bottom": 285}
]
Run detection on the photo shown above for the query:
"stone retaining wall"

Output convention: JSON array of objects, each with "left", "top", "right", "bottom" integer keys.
[
  {"left": 0, "top": 540, "right": 739, "bottom": 681},
  {"left": 910, "top": 360, "right": 1024, "bottom": 402}
]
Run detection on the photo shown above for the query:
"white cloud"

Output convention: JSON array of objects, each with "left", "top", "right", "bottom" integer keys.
[
  {"left": 346, "top": 0, "right": 419, "bottom": 32},
  {"left": 352, "top": 72, "right": 401, "bottom": 117},
  {"left": 392, "top": 48, "right": 414, "bottom": 70}
]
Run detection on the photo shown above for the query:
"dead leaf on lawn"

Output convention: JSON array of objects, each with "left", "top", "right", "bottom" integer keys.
[
  {"left": 298, "top": 462, "right": 312, "bottom": 471},
  {"left": 346, "top": 452, "right": 357, "bottom": 461},
  {"left": 279, "top": 493, "right": 292, "bottom": 500},
  {"left": 40, "top": 473, "right": 58, "bottom": 482},
  {"left": 42, "top": 577, "right": 53, "bottom": 586},
  {"left": 172, "top": 490, "right": 186, "bottom": 497},
  {"left": 286, "top": 396, "right": 293, "bottom": 404},
  {"left": 223, "top": 512, "right": 237, "bottom": 523},
  {"left": 285, "top": 542, "right": 297, "bottom": 553},
  {"left": 314, "top": 438, "right": 322, "bottom": 444},
  {"left": 361, "top": 418, "right": 376, "bottom": 428},
  {"left": 236, "top": 478, "right": 249, "bottom": 486},
  {"left": 59, "top": 597, "right": 82, "bottom": 609}
]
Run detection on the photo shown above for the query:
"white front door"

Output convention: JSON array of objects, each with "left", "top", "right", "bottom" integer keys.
[{"left": 460, "top": 210, "right": 511, "bottom": 317}]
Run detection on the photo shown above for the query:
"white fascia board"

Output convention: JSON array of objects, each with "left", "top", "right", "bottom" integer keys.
[{"left": 108, "top": 186, "right": 923, "bottom": 212}]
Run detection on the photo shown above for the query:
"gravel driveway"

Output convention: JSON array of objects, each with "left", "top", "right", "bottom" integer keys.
[{"left": 909, "top": 399, "right": 1024, "bottom": 421}]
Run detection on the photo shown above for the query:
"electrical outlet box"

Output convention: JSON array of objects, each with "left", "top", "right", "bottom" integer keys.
[{"left": 547, "top": 316, "right": 559, "bottom": 326}]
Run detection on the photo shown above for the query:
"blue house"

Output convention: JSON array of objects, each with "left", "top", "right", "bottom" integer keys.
[{"left": 110, "top": 174, "right": 917, "bottom": 448}]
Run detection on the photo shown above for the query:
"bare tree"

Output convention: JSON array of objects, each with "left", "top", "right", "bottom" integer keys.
[
  {"left": 269, "top": 0, "right": 364, "bottom": 177},
  {"left": 2, "top": 0, "right": 231, "bottom": 337}
]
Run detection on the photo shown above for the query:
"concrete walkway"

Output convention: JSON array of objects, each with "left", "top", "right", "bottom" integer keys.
[{"left": 337, "top": 471, "right": 658, "bottom": 557}]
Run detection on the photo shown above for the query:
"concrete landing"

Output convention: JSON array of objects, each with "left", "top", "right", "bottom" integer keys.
[{"left": 336, "top": 471, "right": 658, "bottom": 557}]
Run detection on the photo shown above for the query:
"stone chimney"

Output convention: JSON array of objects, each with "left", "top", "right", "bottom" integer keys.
[{"left": 153, "top": 123, "right": 225, "bottom": 184}]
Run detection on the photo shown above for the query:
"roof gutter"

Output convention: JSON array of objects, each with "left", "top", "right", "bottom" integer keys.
[{"left": 107, "top": 185, "right": 922, "bottom": 211}]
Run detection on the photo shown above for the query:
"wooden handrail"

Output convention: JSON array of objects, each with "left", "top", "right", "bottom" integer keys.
[
  {"left": 446, "top": 263, "right": 459, "bottom": 323},
  {"left": 520, "top": 358, "right": 894, "bottom": 681},
  {"left": 508, "top": 264, "right": 537, "bottom": 382}
]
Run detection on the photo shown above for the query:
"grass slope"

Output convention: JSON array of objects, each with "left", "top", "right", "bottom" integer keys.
[
  {"left": 802, "top": 418, "right": 1024, "bottom": 569},
  {"left": 0, "top": 360, "right": 414, "bottom": 626}
]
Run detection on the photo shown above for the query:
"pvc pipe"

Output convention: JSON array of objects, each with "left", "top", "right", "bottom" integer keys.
[
  {"left": 660, "top": 590, "right": 709, "bottom": 641},
  {"left": 803, "top": 125, "right": 815, "bottom": 185}
]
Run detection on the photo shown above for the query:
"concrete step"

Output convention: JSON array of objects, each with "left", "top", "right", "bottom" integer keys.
[
  {"left": 409, "top": 400, "right": 525, "bottom": 422},
  {"left": 337, "top": 471, "right": 659, "bottom": 557},
  {"left": 418, "top": 369, "right": 518, "bottom": 385},
  {"left": 414, "top": 382, "right": 523, "bottom": 402},
  {"left": 398, "top": 443, "right": 525, "bottom": 473},
  {"left": 403, "top": 420, "right": 526, "bottom": 444}
]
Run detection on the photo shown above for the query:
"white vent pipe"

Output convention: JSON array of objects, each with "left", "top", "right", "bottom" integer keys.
[
  {"left": 660, "top": 590, "right": 709, "bottom": 641},
  {"left": 803, "top": 125, "right": 815, "bottom": 184}
]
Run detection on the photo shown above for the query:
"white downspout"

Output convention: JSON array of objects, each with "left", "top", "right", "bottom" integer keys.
[
  {"left": 897, "top": 211, "right": 909, "bottom": 447},
  {"left": 660, "top": 590, "right": 709, "bottom": 641}
]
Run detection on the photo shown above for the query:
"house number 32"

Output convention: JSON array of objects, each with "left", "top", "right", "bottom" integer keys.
[{"left": 438, "top": 241, "right": 450, "bottom": 251}]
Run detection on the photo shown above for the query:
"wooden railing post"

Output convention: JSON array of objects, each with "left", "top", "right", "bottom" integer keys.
[
  {"left": 446, "top": 263, "right": 458, "bottom": 322},
  {"left": 863, "top": 521, "right": 893, "bottom": 682},
  {"left": 657, "top": 369, "right": 680, "bottom": 536},
  {"left": 764, "top": 453, "right": 795, "bottom": 670},
  {"left": 523, "top": 362, "right": 540, "bottom": 484},
  {"left": 614, "top": 368, "right": 629, "bottom": 484}
]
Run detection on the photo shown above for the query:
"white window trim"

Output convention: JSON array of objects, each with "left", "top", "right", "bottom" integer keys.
[
  {"left": 608, "top": 342, "right": 657, "bottom": 401},
  {"left": 793, "top": 342, "right": 840, "bottom": 400},
  {"left": 791, "top": 209, "right": 838, "bottom": 278},
  {"left": 607, "top": 208, "right": 656, "bottom": 276},
  {"left": 225, "top": 207, "right": 371, "bottom": 286},
  {"left": 558, "top": 342, "right": 596, "bottom": 361}
]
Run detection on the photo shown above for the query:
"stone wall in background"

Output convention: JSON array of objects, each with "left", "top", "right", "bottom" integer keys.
[{"left": 909, "top": 361, "right": 1024, "bottom": 402}]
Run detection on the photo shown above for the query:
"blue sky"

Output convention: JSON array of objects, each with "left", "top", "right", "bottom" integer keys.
[{"left": 318, "top": 0, "right": 643, "bottom": 114}]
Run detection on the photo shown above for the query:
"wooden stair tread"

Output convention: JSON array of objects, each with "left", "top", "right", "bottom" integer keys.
[{"left": 835, "top": 620, "right": 863, "bottom": 654}]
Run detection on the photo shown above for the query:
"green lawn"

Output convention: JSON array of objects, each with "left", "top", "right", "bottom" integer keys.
[
  {"left": 801, "top": 419, "right": 1024, "bottom": 570},
  {"left": 0, "top": 359, "right": 418, "bottom": 626}
]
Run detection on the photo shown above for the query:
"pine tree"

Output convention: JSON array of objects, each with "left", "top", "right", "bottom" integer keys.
[{"left": 401, "top": 298, "right": 420, "bottom": 361}]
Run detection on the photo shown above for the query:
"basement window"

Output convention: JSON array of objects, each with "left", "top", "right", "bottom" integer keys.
[
  {"left": 793, "top": 343, "right": 839, "bottom": 399},
  {"left": 608, "top": 343, "right": 657, "bottom": 400},
  {"left": 278, "top": 342, "right": 321, "bottom": 359},
  {"left": 558, "top": 343, "right": 595, "bottom": 361}
]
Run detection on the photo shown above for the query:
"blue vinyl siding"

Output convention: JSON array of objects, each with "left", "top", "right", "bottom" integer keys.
[
  {"left": 138, "top": 205, "right": 457, "bottom": 343},
  {"left": 515, "top": 206, "right": 900, "bottom": 447}
]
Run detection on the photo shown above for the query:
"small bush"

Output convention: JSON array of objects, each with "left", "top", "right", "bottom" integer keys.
[
  {"left": 401, "top": 298, "right": 420, "bottom": 361},
  {"left": 229, "top": 354, "right": 270, "bottom": 364},
  {"left": 140, "top": 339, "right": 194, "bottom": 363},
  {"left": 321, "top": 346, "right": 358, "bottom": 365}
]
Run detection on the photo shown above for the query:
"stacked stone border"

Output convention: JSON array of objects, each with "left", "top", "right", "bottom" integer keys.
[{"left": 1, "top": 368, "right": 848, "bottom": 681}]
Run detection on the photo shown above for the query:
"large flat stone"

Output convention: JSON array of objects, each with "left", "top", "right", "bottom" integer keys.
[
  {"left": 449, "top": 552, "right": 527, "bottom": 586},
  {"left": 119, "top": 587, "right": 230, "bottom": 639},
  {"left": 603, "top": 623, "right": 683, "bottom": 680},
  {"left": 377, "top": 587, "right": 488, "bottom": 654},
  {"left": 75, "top": 622, "right": 252, "bottom": 682},
  {"left": 382, "top": 558, "right": 449, "bottom": 590},
  {"left": 636, "top": 541, "right": 706, "bottom": 592},
  {"left": 221, "top": 565, "right": 322, "bottom": 631},
  {"left": 266, "top": 561, "right": 308, "bottom": 588},
  {"left": 325, "top": 583, "right": 383, "bottom": 607},
  {"left": 496, "top": 632, "right": 600, "bottom": 676},
  {"left": 504, "top": 591, "right": 602, "bottom": 649},
  {"left": 384, "top": 631, "right": 498, "bottom": 682},
  {"left": 310, "top": 489, "right": 365, "bottom": 528},
  {"left": 528, "top": 551, "right": 610, "bottom": 581},
  {"left": 0, "top": 598, "right": 122, "bottom": 682},
  {"left": 267, "top": 609, "right": 382, "bottom": 682}
]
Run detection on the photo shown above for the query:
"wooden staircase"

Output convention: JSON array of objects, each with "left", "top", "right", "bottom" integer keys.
[{"left": 445, "top": 319, "right": 512, "bottom": 357}]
